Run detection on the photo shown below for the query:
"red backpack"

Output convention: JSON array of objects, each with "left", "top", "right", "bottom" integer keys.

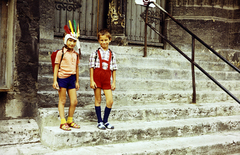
[{"left": 51, "top": 49, "right": 64, "bottom": 73}]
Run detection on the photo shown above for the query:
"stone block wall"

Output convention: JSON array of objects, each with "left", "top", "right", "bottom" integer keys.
[
  {"left": 165, "top": 0, "right": 240, "bottom": 50},
  {"left": 0, "top": 0, "right": 40, "bottom": 119}
]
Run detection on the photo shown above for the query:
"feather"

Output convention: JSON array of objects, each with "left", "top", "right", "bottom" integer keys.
[
  {"left": 64, "top": 25, "right": 71, "bottom": 34},
  {"left": 77, "top": 24, "right": 80, "bottom": 38},
  {"left": 69, "top": 20, "right": 74, "bottom": 34},
  {"left": 73, "top": 20, "right": 77, "bottom": 33}
]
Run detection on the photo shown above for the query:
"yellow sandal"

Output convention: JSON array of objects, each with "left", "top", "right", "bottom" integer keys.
[
  {"left": 68, "top": 122, "right": 80, "bottom": 129},
  {"left": 60, "top": 123, "right": 71, "bottom": 131}
]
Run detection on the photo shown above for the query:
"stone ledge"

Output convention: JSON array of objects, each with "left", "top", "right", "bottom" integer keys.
[
  {"left": 41, "top": 115, "right": 240, "bottom": 150},
  {"left": 2, "top": 131, "right": 240, "bottom": 155},
  {"left": 37, "top": 102, "right": 240, "bottom": 129},
  {"left": 37, "top": 90, "right": 239, "bottom": 107},
  {"left": 0, "top": 119, "right": 40, "bottom": 146}
]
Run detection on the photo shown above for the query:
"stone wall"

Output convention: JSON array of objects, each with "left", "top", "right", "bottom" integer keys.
[
  {"left": 0, "top": 0, "right": 40, "bottom": 119},
  {"left": 39, "top": 0, "right": 54, "bottom": 40},
  {"left": 165, "top": 0, "right": 240, "bottom": 50}
]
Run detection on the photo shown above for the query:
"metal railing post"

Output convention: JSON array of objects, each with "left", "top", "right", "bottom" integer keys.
[
  {"left": 142, "top": 1, "right": 240, "bottom": 104},
  {"left": 191, "top": 37, "right": 196, "bottom": 104},
  {"left": 144, "top": 4, "right": 149, "bottom": 57}
]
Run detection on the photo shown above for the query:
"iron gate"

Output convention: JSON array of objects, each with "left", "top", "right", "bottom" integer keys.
[
  {"left": 54, "top": 0, "right": 108, "bottom": 39},
  {"left": 54, "top": 0, "right": 166, "bottom": 44},
  {"left": 126, "top": 0, "right": 166, "bottom": 45}
]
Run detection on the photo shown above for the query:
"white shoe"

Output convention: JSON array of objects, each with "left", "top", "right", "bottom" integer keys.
[
  {"left": 97, "top": 122, "right": 106, "bottom": 130},
  {"left": 104, "top": 122, "right": 114, "bottom": 129}
]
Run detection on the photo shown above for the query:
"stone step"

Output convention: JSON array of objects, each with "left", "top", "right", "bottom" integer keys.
[
  {"left": 39, "top": 53, "right": 235, "bottom": 74},
  {"left": 38, "top": 62, "right": 240, "bottom": 81},
  {"left": 0, "top": 143, "right": 52, "bottom": 155},
  {"left": 39, "top": 39, "right": 222, "bottom": 62},
  {"left": 39, "top": 47, "right": 222, "bottom": 64},
  {"left": 40, "top": 115, "right": 240, "bottom": 150},
  {"left": 37, "top": 90, "right": 238, "bottom": 107},
  {"left": 38, "top": 76, "right": 240, "bottom": 92},
  {"left": 0, "top": 119, "right": 40, "bottom": 146},
  {"left": 36, "top": 102, "right": 240, "bottom": 132},
  {"left": 4, "top": 131, "right": 240, "bottom": 154}
]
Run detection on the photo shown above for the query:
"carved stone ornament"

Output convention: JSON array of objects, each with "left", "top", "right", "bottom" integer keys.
[{"left": 107, "top": 0, "right": 125, "bottom": 28}]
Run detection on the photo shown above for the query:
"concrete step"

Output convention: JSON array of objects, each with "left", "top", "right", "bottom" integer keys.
[
  {"left": 38, "top": 76, "right": 240, "bottom": 92},
  {"left": 38, "top": 131, "right": 240, "bottom": 154},
  {"left": 38, "top": 62, "right": 240, "bottom": 81},
  {"left": 2, "top": 131, "right": 240, "bottom": 154},
  {"left": 39, "top": 39, "right": 222, "bottom": 62},
  {"left": 40, "top": 115, "right": 240, "bottom": 150},
  {"left": 39, "top": 53, "right": 235, "bottom": 74},
  {"left": 0, "top": 143, "right": 52, "bottom": 155},
  {"left": 39, "top": 47, "right": 222, "bottom": 64},
  {"left": 36, "top": 102, "right": 240, "bottom": 132},
  {"left": 37, "top": 90, "right": 239, "bottom": 107},
  {"left": 0, "top": 119, "right": 40, "bottom": 146}
]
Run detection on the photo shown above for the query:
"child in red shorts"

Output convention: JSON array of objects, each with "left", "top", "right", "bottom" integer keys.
[
  {"left": 52, "top": 22, "right": 81, "bottom": 131},
  {"left": 89, "top": 29, "right": 118, "bottom": 130}
]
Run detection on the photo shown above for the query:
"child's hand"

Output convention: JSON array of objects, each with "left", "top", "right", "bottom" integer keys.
[
  {"left": 53, "top": 81, "right": 59, "bottom": 90},
  {"left": 111, "top": 83, "right": 116, "bottom": 91},
  {"left": 90, "top": 81, "right": 97, "bottom": 89},
  {"left": 75, "top": 82, "right": 80, "bottom": 90},
  {"left": 76, "top": 40, "right": 81, "bottom": 50}
]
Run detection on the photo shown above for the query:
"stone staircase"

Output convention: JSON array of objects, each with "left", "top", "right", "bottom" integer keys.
[{"left": 32, "top": 38, "right": 240, "bottom": 154}]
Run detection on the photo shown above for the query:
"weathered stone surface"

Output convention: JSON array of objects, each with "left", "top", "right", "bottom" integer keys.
[
  {"left": 1, "top": 0, "right": 40, "bottom": 119},
  {"left": 0, "top": 119, "right": 40, "bottom": 146},
  {"left": 167, "top": 0, "right": 240, "bottom": 50},
  {"left": 37, "top": 102, "right": 240, "bottom": 132},
  {"left": 41, "top": 116, "right": 240, "bottom": 150},
  {"left": 0, "top": 132, "right": 239, "bottom": 155},
  {"left": 43, "top": 131, "right": 240, "bottom": 154}
]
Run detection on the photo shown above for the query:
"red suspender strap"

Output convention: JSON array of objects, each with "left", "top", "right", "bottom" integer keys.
[
  {"left": 97, "top": 49, "right": 112, "bottom": 70},
  {"left": 107, "top": 51, "right": 112, "bottom": 70},
  {"left": 97, "top": 50, "right": 102, "bottom": 69}
]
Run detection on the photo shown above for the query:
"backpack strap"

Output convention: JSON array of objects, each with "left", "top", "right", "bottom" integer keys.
[{"left": 59, "top": 47, "right": 65, "bottom": 68}]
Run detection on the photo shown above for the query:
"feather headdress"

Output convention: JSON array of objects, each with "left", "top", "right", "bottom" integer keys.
[{"left": 64, "top": 20, "right": 80, "bottom": 45}]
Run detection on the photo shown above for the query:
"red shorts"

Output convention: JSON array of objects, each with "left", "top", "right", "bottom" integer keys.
[{"left": 94, "top": 68, "right": 111, "bottom": 89}]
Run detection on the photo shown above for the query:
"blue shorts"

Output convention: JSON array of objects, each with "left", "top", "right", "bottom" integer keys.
[{"left": 57, "top": 75, "right": 76, "bottom": 89}]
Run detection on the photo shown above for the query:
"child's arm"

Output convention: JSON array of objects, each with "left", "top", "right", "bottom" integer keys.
[
  {"left": 75, "top": 63, "right": 80, "bottom": 90},
  {"left": 90, "top": 68, "right": 97, "bottom": 89},
  {"left": 111, "top": 70, "right": 116, "bottom": 90},
  {"left": 53, "top": 64, "right": 60, "bottom": 90}
]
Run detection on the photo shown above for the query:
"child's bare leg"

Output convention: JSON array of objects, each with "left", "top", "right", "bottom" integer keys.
[
  {"left": 94, "top": 88, "right": 102, "bottom": 106},
  {"left": 67, "top": 88, "right": 78, "bottom": 117},
  {"left": 66, "top": 88, "right": 80, "bottom": 128},
  {"left": 103, "top": 89, "right": 113, "bottom": 108},
  {"left": 58, "top": 88, "right": 67, "bottom": 120},
  {"left": 103, "top": 89, "right": 114, "bottom": 129}
]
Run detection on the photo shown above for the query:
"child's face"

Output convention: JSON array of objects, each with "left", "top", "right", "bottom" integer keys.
[
  {"left": 66, "top": 38, "right": 77, "bottom": 49},
  {"left": 98, "top": 35, "right": 111, "bottom": 50}
]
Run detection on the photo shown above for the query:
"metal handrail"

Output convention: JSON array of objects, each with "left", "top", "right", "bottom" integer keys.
[{"left": 144, "top": 2, "right": 240, "bottom": 104}]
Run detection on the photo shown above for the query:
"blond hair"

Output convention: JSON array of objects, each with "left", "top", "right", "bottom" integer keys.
[{"left": 97, "top": 29, "right": 111, "bottom": 40}]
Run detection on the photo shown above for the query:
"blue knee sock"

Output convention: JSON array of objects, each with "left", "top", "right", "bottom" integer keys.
[
  {"left": 103, "top": 107, "right": 111, "bottom": 123},
  {"left": 95, "top": 106, "right": 102, "bottom": 123}
]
